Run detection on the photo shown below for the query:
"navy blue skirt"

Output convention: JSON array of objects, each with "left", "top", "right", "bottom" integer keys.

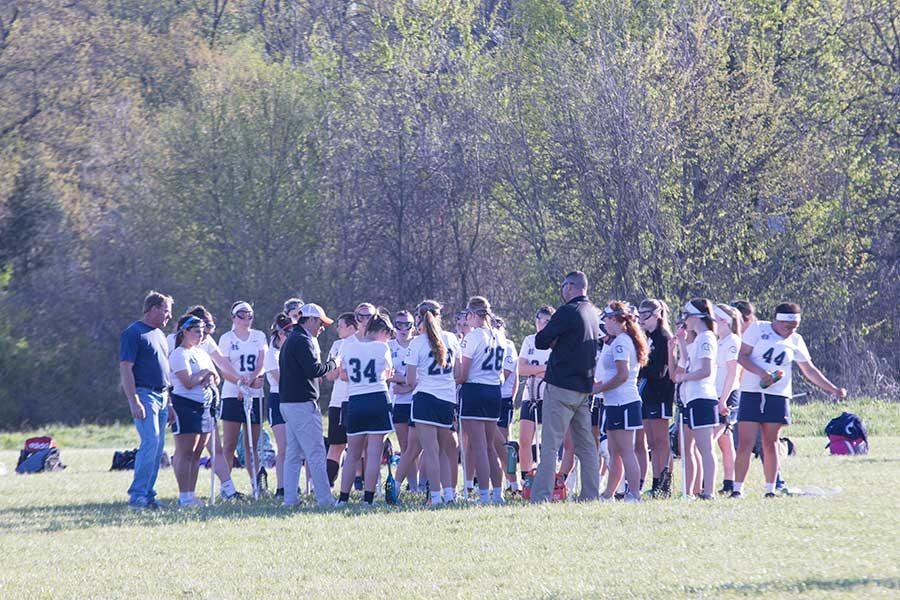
[
  {"left": 459, "top": 383, "right": 502, "bottom": 421},
  {"left": 412, "top": 392, "right": 456, "bottom": 428},
  {"left": 686, "top": 398, "right": 718, "bottom": 430},
  {"left": 738, "top": 392, "right": 791, "bottom": 425},
  {"left": 602, "top": 401, "right": 643, "bottom": 431},
  {"left": 268, "top": 392, "right": 285, "bottom": 426},
  {"left": 171, "top": 393, "right": 213, "bottom": 435},
  {"left": 345, "top": 391, "right": 393, "bottom": 436}
]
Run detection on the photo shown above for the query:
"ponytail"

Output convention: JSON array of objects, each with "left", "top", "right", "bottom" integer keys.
[
  {"left": 424, "top": 311, "right": 448, "bottom": 368},
  {"left": 605, "top": 301, "right": 649, "bottom": 366}
]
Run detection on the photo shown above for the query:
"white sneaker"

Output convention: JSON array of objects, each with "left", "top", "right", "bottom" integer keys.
[
  {"left": 179, "top": 498, "right": 202, "bottom": 508},
  {"left": 623, "top": 493, "right": 641, "bottom": 504}
]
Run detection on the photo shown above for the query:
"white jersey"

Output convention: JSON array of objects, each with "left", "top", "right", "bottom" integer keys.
[
  {"left": 739, "top": 321, "right": 810, "bottom": 397},
  {"left": 715, "top": 332, "right": 741, "bottom": 397},
  {"left": 169, "top": 345, "right": 216, "bottom": 403},
  {"left": 500, "top": 338, "right": 518, "bottom": 398},
  {"left": 327, "top": 339, "right": 351, "bottom": 408},
  {"left": 594, "top": 333, "right": 641, "bottom": 406},
  {"left": 683, "top": 330, "right": 718, "bottom": 401},
  {"left": 343, "top": 339, "right": 392, "bottom": 397},
  {"left": 461, "top": 326, "right": 506, "bottom": 386},
  {"left": 388, "top": 338, "right": 413, "bottom": 405},
  {"left": 405, "top": 331, "right": 461, "bottom": 403},
  {"left": 218, "top": 329, "right": 268, "bottom": 398},
  {"left": 264, "top": 344, "right": 280, "bottom": 394},
  {"left": 519, "top": 333, "right": 551, "bottom": 402}
]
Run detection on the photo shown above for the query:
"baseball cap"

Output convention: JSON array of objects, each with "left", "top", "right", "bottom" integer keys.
[{"left": 299, "top": 303, "right": 334, "bottom": 326}]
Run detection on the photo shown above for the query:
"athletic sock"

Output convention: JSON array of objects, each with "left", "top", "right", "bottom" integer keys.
[
  {"left": 443, "top": 487, "right": 456, "bottom": 502},
  {"left": 363, "top": 491, "right": 375, "bottom": 504},
  {"left": 652, "top": 477, "right": 660, "bottom": 490},
  {"left": 179, "top": 492, "right": 191, "bottom": 503},
  {"left": 221, "top": 479, "right": 236, "bottom": 496},
  {"left": 479, "top": 488, "right": 490, "bottom": 503},
  {"left": 465, "top": 479, "right": 475, "bottom": 491},
  {"left": 722, "top": 479, "right": 734, "bottom": 491},
  {"left": 764, "top": 482, "right": 776, "bottom": 494},
  {"left": 338, "top": 491, "right": 350, "bottom": 503},
  {"left": 509, "top": 481, "right": 520, "bottom": 492},
  {"left": 326, "top": 459, "right": 339, "bottom": 486},
  {"left": 733, "top": 481, "right": 743, "bottom": 493},
  {"left": 492, "top": 488, "right": 503, "bottom": 502},
  {"left": 521, "top": 470, "right": 529, "bottom": 481},
  {"left": 430, "top": 491, "right": 443, "bottom": 505}
]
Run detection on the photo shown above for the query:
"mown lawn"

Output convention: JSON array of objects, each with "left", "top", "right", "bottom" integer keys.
[{"left": 0, "top": 399, "right": 897, "bottom": 599}]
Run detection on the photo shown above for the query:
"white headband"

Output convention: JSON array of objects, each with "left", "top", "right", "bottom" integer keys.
[
  {"left": 776, "top": 312, "right": 801, "bottom": 323},
  {"left": 714, "top": 306, "right": 734, "bottom": 326},
  {"left": 682, "top": 302, "right": 707, "bottom": 318},
  {"left": 232, "top": 302, "right": 252, "bottom": 316}
]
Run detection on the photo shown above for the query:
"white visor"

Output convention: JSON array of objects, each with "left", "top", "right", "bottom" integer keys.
[
  {"left": 714, "top": 306, "right": 734, "bottom": 326},
  {"left": 231, "top": 301, "right": 252, "bottom": 316},
  {"left": 776, "top": 312, "right": 801, "bottom": 323},
  {"left": 682, "top": 302, "right": 707, "bottom": 318}
]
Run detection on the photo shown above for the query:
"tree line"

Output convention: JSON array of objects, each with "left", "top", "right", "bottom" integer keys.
[{"left": 0, "top": 0, "right": 897, "bottom": 427}]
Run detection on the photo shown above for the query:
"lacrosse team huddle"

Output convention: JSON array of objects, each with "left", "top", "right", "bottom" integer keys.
[{"left": 119, "top": 270, "right": 846, "bottom": 511}]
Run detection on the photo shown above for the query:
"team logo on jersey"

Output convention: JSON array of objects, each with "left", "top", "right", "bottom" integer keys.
[
  {"left": 231, "top": 343, "right": 240, "bottom": 351},
  {"left": 702, "top": 342, "right": 712, "bottom": 352},
  {"left": 615, "top": 345, "right": 623, "bottom": 354},
  {"left": 761, "top": 334, "right": 770, "bottom": 340},
  {"left": 528, "top": 348, "right": 534, "bottom": 355}
]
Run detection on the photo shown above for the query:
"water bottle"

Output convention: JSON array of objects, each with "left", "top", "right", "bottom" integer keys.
[
  {"left": 760, "top": 369, "right": 784, "bottom": 389},
  {"left": 505, "top": 442, "right": 518, "bottom": 474}
]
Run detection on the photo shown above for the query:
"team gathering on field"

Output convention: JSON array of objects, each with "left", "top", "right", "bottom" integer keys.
[{"left": 119, "top": 270, "right": 847, "bottom": 511}]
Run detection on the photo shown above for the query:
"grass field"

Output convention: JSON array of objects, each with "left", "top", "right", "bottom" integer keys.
[{"left": 1, "top": 399, "right": 898, "bottom": 599}]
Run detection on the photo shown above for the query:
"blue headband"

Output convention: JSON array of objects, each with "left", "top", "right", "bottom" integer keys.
[{"left": 179, "top": 316, "right": 203, "bottom": 332}]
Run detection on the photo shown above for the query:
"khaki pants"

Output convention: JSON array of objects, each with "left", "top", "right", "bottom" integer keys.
[
  {"left": 281, "top": 401, "right": 334, "bottom": 507},
  {"left": 531, "top": 383, "right": 600, "bottom": 502}
]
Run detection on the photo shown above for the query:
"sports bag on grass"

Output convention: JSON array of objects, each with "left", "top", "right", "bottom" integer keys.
[
  {"left": 16, "top": 436, "right": 65, "bottom": 473},
  {"left": 825, "top": 412, "right": 868, "bottom": 455}
]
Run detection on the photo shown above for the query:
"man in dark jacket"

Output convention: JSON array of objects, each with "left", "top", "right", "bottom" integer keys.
[
  {"left": 279, "top": 303, "right": 337, "bottom": 507},
  {"left": 531, "top": 271, "right": 601, "bottom": 502}
]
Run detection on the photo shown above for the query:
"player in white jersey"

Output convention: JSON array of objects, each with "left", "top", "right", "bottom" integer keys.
[
  {"left": 389, "top": 310, "right": 420, "bottom": 491},
  {"left": 491, "top": 316, "right": 519, "bottom": 493},
  {"left": 594, "top": 302, "right": 648, "bottom": 502},
  {"left": 732, "top": 303, "right": 846, "bottom": 498},
  {"left": 406, "top": 300, "right": 463, "bottom": 505},
  {"left": 456, "top": 296, "right": 506, "bottom": 504},
  {"left": 283, "top": 297, "right": 304, "bottom": 323},
  {"left": 673, "top": 299, "right": 719, "bottom": 499},
  {"left": 166, "top": 305, "right": 245, "bottom": 500},
  {"left": 324, "top": 313, "right": 358, "bottom": 487},
  {"left": 713, "top": 304, "right": 742, "bottom": 494},
  {"left": 266, "top": 313, "right": 294, "bottom": 497},
  {"left": 337, "top": 314, "right": 395, "bottom": 505},
  {"left": 218, "top": 301, "right": 269, "bottom": 494},
  {"left": 169, "top": 314, "right": 218, "bottom": 506},
  {"left": 517, "top": 306, "right": 554, "bottom": 484}
]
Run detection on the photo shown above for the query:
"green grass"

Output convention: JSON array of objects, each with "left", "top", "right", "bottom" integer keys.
[{"left": 1, "top": 399, "right": 898, "bottom": 598}]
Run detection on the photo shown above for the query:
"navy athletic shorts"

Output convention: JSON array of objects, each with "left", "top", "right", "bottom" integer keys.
[
  {"left": 221, "top": 396, "right": 263, "bottom": 425},
  {"left": 268, "top": 392, "right": 285, "bottom": 426},
  {"left": 459, "top": 383, "right": 502, "bottom": 421},
  {"left": 602, "top": 401, "right": 642, "bottom": 431},
  {"left": 327, "top": 405, "right": 348, "bottom": 445},
  {"left": 686, "top": 398, "right": 719, "bottom": 430},
  {"left": 412, "top": 392, "right": 455, "bottom": 428},
  {"left": 497, "top": 397, "right": 514, "bottom": 429},
  {"left": 345, "top": 391, "right": 393, "bottom": 436},
  {"left": 737, "top": 392, "right": 791, "bottom": 425}
]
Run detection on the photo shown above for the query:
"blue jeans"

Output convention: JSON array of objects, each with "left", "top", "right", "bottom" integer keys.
[{"left": 128, "top": 389, "right": 168, "bottom": 502}]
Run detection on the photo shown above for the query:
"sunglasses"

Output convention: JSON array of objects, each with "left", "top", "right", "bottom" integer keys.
[
  {"left": 355, "top": 312, "right": 372, "bottom": 321},
  {"left": 396, "top": 321, "right": 412, "bottom": 330},
  {"left": 638, "top": 311, "right": 655, "bottom": 320},
  {"left": 236, "top": 311, "right": 254, "bottom": 320}
]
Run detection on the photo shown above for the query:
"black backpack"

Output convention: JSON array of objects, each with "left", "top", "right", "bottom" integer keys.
[
  {"left": 110, "top": 449, "right": 138, "bottom": 471},
  {"left": 825, "top": 412, "right": 869, "bottom": 455}
]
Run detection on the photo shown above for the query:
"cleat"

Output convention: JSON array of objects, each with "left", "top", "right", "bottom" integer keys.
[{"left": 729, "top": 491, "right": 743, "bottom": 499}]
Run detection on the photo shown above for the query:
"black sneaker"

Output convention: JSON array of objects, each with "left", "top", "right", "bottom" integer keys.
[
  {"left": 656, "top": 468, "right": 672, "bottom": 499},
  {"left": 718, "top": 481, "right": 734, "bottom": 495},
  {"left": 764, "top": 492, "right": 777, "bottom": 498},
  {"left": 275, "top": 488, "right": 284, "bottom": 498},
  {"left": 222, "top": 490, "right": 248, "bottom": 502},
  {"left": 257, "top": 468, "right": 268, "bottom": 494},
  {"left": 729, "top": 491, "right": 743, "bottom": 499},
  {"left": 698, "top": 493, "right": 713, "bottom": 501}
]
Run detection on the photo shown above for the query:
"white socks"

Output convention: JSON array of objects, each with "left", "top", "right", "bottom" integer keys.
[
  {"left": 443, "top": 487, "right": 456, "bottom": 502},
  {"left": 478, "top": 489, "right": 490, "bottom": 503},
  {"left": 733, "top": 482, "right": 743, "bottom": 493},
  {"left": 765, "top": 482, "right": 776, "bottom": 494},
  {"left": 178, "top": 491, "right": 195, "bottom": 504},
  {"left": 491, "top": 488, "right": 503, "bottom": 502},
  {"left": 220, "top": 479, "right": 236, "bottom": 496},
  {"left": 430, "top": 491, "right": 444, "bottom": 505}
]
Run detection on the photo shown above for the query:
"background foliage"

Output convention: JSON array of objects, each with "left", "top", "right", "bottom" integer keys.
[{"left": 1, "top": 0, "right": 897, "bottom": 427}]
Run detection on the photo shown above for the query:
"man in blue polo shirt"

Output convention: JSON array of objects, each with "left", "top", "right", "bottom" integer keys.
[{"left": 119, "top": 291, "right": 173, "bottom": 510}]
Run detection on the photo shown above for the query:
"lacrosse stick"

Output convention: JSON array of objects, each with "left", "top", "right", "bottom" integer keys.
[
  {"left": 208, "top": 387, "right": 219, "bottom": 506},
  {"left": 240, "top": 383, "right": 261, "bottom": 500}
]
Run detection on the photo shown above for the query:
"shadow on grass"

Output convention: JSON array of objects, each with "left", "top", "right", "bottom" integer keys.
[
  {"left": 694, "top": 576, "right": 900, "bottom": 595},
  {"left": 0, "top": 494, "right": 510, "bottom": 533}
]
